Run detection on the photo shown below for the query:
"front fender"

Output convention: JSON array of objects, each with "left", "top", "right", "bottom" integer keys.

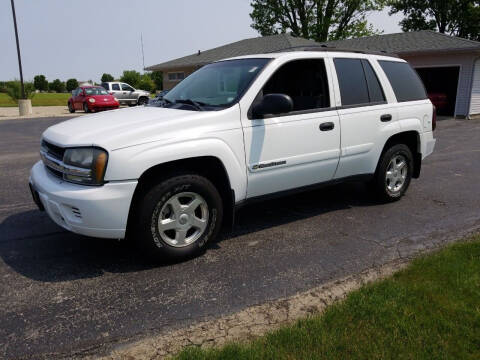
[{"left": 105, "top": 134, "right": 247, "bottom": 202}]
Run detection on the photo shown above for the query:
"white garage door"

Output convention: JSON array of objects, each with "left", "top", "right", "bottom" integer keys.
[{"left": 470, "top": 59, "right": 480, "bottom": 116}]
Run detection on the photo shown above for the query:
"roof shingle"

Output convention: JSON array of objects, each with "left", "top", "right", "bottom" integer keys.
[
  {"left": 145, "top": 34, "right": 318, "bottom": 71},
  {"left": 146, "top": 31, "right": 480, "bottom": 71},
  {"left": 318, "top": 30, "right": 480, "bottom": 54}
]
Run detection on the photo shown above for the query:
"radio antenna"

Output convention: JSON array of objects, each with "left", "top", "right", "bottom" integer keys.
[{"left": 140, "top": 33, "right": 145, "bottom": 72}]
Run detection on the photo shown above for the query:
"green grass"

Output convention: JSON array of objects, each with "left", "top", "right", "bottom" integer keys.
[
  {"left": 0, "top": 92, "right": 70, "bottom": 107},
  {"left": 176, "top": 237, "right": 480, "bottom": 360}
]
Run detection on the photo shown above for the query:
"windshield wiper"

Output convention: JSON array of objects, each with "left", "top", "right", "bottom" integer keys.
[{"left": 174, "top": 99, "right": 205, "bottom": 111}]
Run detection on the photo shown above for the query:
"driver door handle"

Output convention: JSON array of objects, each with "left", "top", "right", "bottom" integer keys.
[{"left": 319, "top": 122, "right": 335, "bottom": 131}]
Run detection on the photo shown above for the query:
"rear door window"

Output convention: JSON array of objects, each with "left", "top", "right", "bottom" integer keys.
[
  {"left": 379, "top": 61, "right": 427, "bottom": 102},
  {"left": 361, "top": 60, "right": 385, "bottom": 103},
  {"left": 334, "top": 58, "right": 370, "bottom": 106},
  {"left": 111, "top": 83, "right": 120, "bottom": 91}
]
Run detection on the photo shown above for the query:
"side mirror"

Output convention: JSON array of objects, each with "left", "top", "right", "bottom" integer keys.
[{"left": 252, "top": 94, "right": 293, "bottom": 119}]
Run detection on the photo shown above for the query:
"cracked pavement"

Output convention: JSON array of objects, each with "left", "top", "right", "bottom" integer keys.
[{"left": 0, "top": 117, "right": 479, "bottom": 359}]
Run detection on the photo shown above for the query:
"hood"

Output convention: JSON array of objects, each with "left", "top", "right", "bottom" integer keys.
[{"left": 42, "top": 106, "right": 209, "bottom": 151}]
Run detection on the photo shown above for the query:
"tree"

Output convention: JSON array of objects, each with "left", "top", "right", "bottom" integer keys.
[
  {"left": 137, "top": 74, "right": 155, "bottom": 92},
  {"left": 49, "top": 79, "right": 66, "bottom": 93},
  {"left": 66, "top": 78, "right": 79, "bottom": 92},
  {"left": 120, "top": 70, "right": 141, "bottom": 88},
  {"left": 33, "top": 75, "right": 48, "bottom": 91},
  {"left": 389, "top": 0, "right": 480, "bottom": 41},
  {"left": 149, "top": 71, "right": 163, "bottom": 91},
  {"left": 6, "top": 81, "right": 35, "bottom": 101},
  {"left": 101, "top": 73, "right": 114, "bottom": 82},
  {"left": 250, "top": 0, "right": 385, "bottom": 42}
]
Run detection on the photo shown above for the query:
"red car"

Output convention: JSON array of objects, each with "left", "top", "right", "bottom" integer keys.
[
  {"left": 427, "top": 92, "right": 448, "bottom": 112},
  {"left": 68, "top": 86, "right": 119, "bottom": 113}
]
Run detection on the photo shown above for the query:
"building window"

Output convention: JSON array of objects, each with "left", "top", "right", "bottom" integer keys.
[{"left": 168, "top": 72, "right": 185, "bottom": 81}]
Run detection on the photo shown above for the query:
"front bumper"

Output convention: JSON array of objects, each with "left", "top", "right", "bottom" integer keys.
[
  {"left": 29, "top": 161, "right": 137, "bottom": 239},
  {"left": 88, "top": 102, "right": 119, "bottom": 111}
]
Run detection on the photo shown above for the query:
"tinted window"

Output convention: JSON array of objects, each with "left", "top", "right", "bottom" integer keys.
[
  {"left": 260, "top": 59, "right": 330, "bottom": 112},
  {"left": 111, "top": 83, "right": 120, "bottom": 91},
  {"left": 362, "top": 60, "right": 385, "bottom": 103},
  {"left": 101, "top": 83, "right": 109, "bottom": 91},
  {"left": 121, "top": 84, "right": 134, "bottom": 91},
  {"left": 334, "top": 58, "right": 369, "bottom": 106},
  {"left": 379, "top": 61, "right": 427, "bottom": 102}
]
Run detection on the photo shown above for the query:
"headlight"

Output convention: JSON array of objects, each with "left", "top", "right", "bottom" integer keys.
[
  {"left": 63, "top": 147, "right": 108, "bottom": 185},
  {"left": 88, "top": 98, "right": 95, "bottom": 103}
]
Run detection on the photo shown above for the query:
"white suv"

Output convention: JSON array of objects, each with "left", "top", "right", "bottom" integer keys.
[{"left": 30, "top": 50, "right": 436, "bottom": 259}]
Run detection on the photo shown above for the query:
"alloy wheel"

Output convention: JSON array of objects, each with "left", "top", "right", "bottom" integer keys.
[
  {"left": 385, "top": 154, "right": 408, "bottom": 193},
  {"left": 156, "top": 192, "right": 209, "bottom": 247}
]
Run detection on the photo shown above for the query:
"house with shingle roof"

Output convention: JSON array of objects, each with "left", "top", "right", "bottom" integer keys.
[{"left": 147, "top": 31, "right": 480, "bottom": 118}]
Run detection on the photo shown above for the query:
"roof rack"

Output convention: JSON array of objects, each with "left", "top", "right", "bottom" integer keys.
[{"left": 270, "top": 45, "right": 399, "bottom": 58}]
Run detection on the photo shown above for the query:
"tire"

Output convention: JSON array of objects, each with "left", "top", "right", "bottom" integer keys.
[
  {"left": 372, "top": 144, "right": 413, "bottom": 202},
  {"left": 137, "top": 97, "right": 148, "bottom": 106},
  {"left": 83, "top": 102, "right": 90, "bottom": 113},
  {"left": 68, "top": 102, "right": 75, "bottom": 113},
  {"left": 135, "top": 174, "right": 223, "bottom": 260}
]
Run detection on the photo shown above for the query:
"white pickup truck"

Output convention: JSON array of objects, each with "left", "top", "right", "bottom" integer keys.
[{"left": 30, "top": 50, "right": 436, "bottom": 259}]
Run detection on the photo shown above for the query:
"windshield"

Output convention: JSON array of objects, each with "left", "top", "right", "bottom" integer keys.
[
  {"left": 162, "top": 58, "right": 270, "bottom": 109},
  {"left": 85, "top": 87, "right": 109, "bottom": 95}
]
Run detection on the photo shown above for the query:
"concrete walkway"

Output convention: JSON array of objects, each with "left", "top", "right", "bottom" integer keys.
[{"left": 0, "top": 106, "right": 84, "bottom": 121}]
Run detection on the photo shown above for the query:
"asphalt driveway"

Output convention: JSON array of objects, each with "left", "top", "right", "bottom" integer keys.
[{"left": 0, "top": 116, "right": 479, "bottom": 359}]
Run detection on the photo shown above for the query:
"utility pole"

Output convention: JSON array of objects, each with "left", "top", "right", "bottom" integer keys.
[
  {"left": 10, "top": 0, "right": 26, "bottom": 99},
  {"left": 141, "top": 33, "right": 145, "bottom": 73}
]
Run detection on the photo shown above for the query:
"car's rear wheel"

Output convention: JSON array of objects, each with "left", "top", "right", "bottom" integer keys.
[
  {"left": 372, "top": 144, "right": 413, "bottom": 202},
  {"left": 137, "top": 97, "right": 148, "bottom": 106},
  {"left": 68, "top": 102, "right": 75, "bottom": 113},
  {"left": 136, "top": 173, "right": 223, "bottom": 260},
  {"left": 83, "top": 102, "right": 90, "bottom": 113}
]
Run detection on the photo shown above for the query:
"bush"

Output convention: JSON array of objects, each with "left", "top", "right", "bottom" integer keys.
[
  {"left": 101, "top": 73, "right": 114, "bottom": 82},
  {"left": 5, "top": 81, "right": 35, "bottom": 101},
  {"left": 120, "top": 70, "right": 141, "bottom": 88},
  {"left": 49, "top": 79, "right": 66, "bottom": 93},
  {"left": 66, "top": 78, "right": 79, "bottom": 92},
  {"left": 34, "top": 75, "right": 48, "bottom": 91},
  {"left": 137, "top": 74, "right": 155, "bottom": 92}
]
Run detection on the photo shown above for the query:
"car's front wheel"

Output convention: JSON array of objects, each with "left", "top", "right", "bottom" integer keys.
[
  {"left": 372, "top": 144, "right": 413, "bottom": 202},
  {"left": 137, "top": 97, "right": 148, "bottom": 106},
  {"left": 68, "top": 102, "right": 75, "bottom": 113},
  {"left": 136, "top": 174, "right": 223, "bottom": 260},
  {"left": 83, "top": 102, "right": 90, "bottom": 113}
]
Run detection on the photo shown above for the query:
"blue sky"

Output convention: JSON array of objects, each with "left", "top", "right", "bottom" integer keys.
[{"left": 0, "top": 0, "right": 403, "bottom": 82}]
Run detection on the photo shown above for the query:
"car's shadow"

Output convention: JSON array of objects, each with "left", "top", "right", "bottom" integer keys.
[{"left": 0, "top": 181, "right": 382, "bottom": 282}]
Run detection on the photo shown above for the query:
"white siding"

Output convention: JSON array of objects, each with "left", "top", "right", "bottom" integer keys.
[
  {"left": 402, "top": 53, "right": 476, "bottom": 118},
  {"left": 470, "top": 59, "right": 480, "bottom": 116}
]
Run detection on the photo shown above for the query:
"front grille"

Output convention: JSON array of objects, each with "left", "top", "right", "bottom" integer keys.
[
  {"left": 41, "top": 140, "right": 65, "bottom": 179},
  {"left": 41, "top": 140, "right": 65, "bottom": 160}
]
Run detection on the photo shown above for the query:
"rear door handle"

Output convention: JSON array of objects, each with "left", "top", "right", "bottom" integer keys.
[
  {"left": 380, "top": 114, "right": 392, "bottom": 122},
  {"left": 319, "top": 122, "right": 335, "bottom": 131}
]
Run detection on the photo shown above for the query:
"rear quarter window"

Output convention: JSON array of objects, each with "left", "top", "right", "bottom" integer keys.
[{"left": 379, "top": 61, "right": 427, "bottom": 102}]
